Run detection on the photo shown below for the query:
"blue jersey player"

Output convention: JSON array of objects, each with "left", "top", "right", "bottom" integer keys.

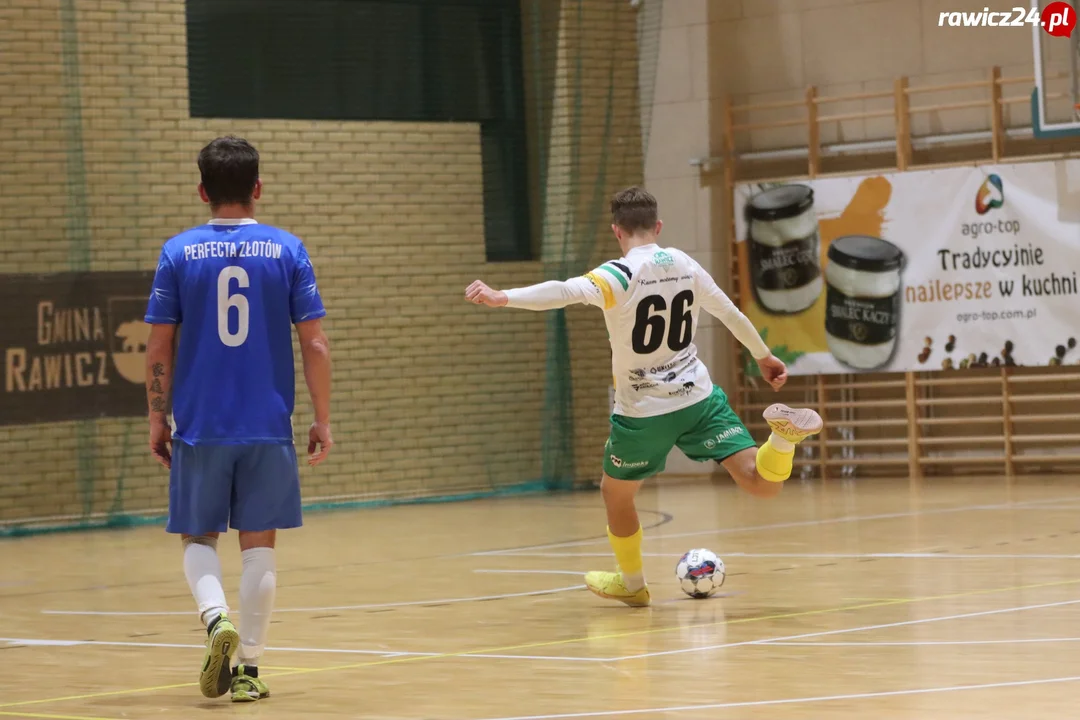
[{"left": 144, "top": 137, "right": 333, "bottom": 703}]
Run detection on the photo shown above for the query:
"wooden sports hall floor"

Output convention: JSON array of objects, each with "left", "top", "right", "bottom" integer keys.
[{"left": 2, "top": 476, "right": 1080, "bottom": 719}]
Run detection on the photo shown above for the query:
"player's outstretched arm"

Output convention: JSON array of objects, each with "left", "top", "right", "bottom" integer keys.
[
  {"left": 695, "top": 263, "right": 788, "bottom": 391},
  {"left": 465, "top": 277, "right": 604, "bottom": 311},
  {"left": 296, "top": 318, "right": 333, "bottom": 467},
  {"left": 145, "top": 323, "right": 176, "bottom": 469}
]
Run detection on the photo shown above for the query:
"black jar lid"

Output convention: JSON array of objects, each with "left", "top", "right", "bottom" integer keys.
[
  {"left": 828, "top": 235, "right": 904, "bottom": 272},
  {"left": 748, "top": 184, "right": 814, "bottom": 221}
]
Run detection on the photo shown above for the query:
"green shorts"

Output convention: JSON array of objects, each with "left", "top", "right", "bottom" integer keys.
[{"left": 604, "top": 386, "right": 756, "bottom": 481}]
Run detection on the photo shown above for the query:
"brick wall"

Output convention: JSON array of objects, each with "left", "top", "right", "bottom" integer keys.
[{"left": 0, "top": 0, "right": 643, "bottom": 526}]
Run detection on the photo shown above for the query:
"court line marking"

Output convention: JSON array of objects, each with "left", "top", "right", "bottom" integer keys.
[
  {"left": 842, "top": 597, "right": 924, "bottom": 602},
  {"left": 491, "top": 551, "right": 1080, "bottom": 559},
  {"left": 768, "top": 637, "right": 1080, "bottom": 647},
  {"left": 40, "top": 584, "right": 586, "bottom": 616},
  {"left": 0, "top": 713, "right": 122, "bottom": 720},
  {"left": 0, "top": 637, "right": 604, "bottom": 663},
  {"left": 610, "top": 598, "right": 1080, "bottom": 661},
  {"left": 472, "top": 495, "right": 1080, "bottom": 556},
  {"left": 483, "top": 557, "right": 678, "bottom": 561},
  {"left": 721, "top": 552, "right": 1080, "bottom": 559},
  {"left": 472, "top": 675, "right": 1080, "bottom": 720},
  {"left": 474, "top": 569, "right": 585, "bottom": 575},
  {"left": 5, "top": 575, "right": 1080, "bottom": 710}
]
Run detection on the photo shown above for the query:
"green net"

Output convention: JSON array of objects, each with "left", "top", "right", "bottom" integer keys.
[{"left": 0, "top": 0, "right": 663, "bottom": 535}]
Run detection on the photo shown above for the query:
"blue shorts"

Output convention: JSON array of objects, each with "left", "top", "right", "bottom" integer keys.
[{"left": 167, "top": 441, "right": 303, "bottom": 535}]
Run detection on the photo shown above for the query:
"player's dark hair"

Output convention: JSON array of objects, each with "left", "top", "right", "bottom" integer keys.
[
  {"left": 197, "top": 136, "right": 259, "bottom": 207},
  {"left": 611, "top": 186, "right": 658, "bottom": 233}
]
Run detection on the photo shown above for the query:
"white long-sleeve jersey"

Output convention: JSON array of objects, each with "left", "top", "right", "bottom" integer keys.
[{"left": 504, "top": 243, "right": 771, "bottom": 418}]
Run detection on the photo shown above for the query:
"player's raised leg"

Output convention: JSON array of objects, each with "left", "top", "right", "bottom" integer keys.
[
  {"left": 755, "top": 403, "right": 823, "bottom": 482},
  {"left": 720, "top": 403, "right": 822, "bottom": 490}
]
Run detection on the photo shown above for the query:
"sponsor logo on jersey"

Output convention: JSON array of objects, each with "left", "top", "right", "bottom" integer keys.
[
  {"left": 652, "top": 358, "right": 698, "bottom": 376},
  {"left": 629, "top": 368, "right": 647, "bottom": 379},
  {"left": 610, "top": 454, "right": 649, "bottom": 470},
  {"left": 664, "top": 371, "right": 678, "bottom": 382},
  {"left": 703, "top": 426, "right": 746, "bottom": 450},
  {"left": 631, "top": 382, "right": 658, "bottom": 391},
  {"left": 653, "top": 250, "right": 675, "bottom": 269},
  {"left": 668, "top": 381, "right": 696, "bottom": 397}
]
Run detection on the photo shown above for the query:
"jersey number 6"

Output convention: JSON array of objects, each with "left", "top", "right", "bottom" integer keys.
[
  {"left": 631, "top": 290, "right": 694, "bottom": 354},
  {"left": 217, "top": 267, "right": 250, "bottom": 347}
]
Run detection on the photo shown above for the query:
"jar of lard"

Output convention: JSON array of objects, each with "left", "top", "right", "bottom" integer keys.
[
  {"left": 747, "top": 184, "right": 822, "bottom": 315},
  {"left": 824, "top": 235, "right": 905, "bottom": 371}
]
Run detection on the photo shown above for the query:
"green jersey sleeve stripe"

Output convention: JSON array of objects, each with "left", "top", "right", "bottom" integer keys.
[{"left": 599, "top": 263, "right": 629, "bottom": 291}]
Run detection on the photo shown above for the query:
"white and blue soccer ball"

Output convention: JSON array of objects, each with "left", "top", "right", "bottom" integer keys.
[{"left": 676, "top": 548, "right": 725, "bottom": 599}]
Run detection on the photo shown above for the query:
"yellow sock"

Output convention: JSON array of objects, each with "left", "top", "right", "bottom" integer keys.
[
  {"left": 756, "top": 438, "right": 794, "bottom": 483},
  {"left": 607, "top": 526, "right": 645, "bottom": 591}
]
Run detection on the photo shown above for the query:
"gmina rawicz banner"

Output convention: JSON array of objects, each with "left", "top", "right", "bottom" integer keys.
[{"left": 733, "top": 159, "right": 1080, "bottom": 376}]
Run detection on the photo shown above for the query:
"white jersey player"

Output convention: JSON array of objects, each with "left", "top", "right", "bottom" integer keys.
[{"left": 466, "top": 187, "right": 822, "bottom": 607}]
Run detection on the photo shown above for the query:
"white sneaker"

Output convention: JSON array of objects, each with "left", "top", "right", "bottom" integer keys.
[{"left": 762, "top": 404, "right": 823, "bottom": 445}]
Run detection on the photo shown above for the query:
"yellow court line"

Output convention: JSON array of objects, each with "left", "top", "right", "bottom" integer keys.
[
  {"left": 2, "top": 575, "right": 1079, "bottom": 711},
  {"left": 0, "top": 683, "right": 195, "bottom": 711},
  {"left": 0, "top": 711, "right": 123, "bottom": 720}
]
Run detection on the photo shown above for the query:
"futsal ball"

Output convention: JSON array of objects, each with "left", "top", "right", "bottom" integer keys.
[{"left": 676, "top": 548, "right": 725, "bottom": 599}]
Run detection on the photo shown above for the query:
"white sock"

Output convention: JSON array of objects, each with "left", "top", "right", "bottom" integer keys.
[
  {"left": 769, "top": 432, "right": 795, "bottom": 453},
  {"left": 238, "top": 547, "right": 277, "bottom": 665},
  {"left": 183, "top": 541, "right": 228, "bottom": 628},
  {"left": 621, "top": 571, "right": 646, "bottom": 592}
]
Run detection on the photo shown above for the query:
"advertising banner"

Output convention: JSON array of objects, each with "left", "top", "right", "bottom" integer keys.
[
  {"left": 1, "top": 271, "right": 154, "bottom": 425},
  {"left": 734, "top": 159, "right": 1080, "bottom": 375}
]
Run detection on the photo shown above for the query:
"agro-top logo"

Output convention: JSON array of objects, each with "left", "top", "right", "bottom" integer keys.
[{"left": 975, "top": 174, "right": 1004, "bottom": 215}]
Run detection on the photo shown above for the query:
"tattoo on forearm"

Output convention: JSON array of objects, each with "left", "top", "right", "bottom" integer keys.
[{"left": 148, "top": 363, "right": 168, "bottom": 415}]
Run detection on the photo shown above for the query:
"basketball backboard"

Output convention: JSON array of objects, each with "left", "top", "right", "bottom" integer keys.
[{"left": 1032, "top": 0, "right": 1080, "bottom": 136}]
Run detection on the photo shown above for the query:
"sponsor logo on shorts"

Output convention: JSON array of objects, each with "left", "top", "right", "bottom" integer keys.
[
  {"left": 609, "top": 454, "right": 649, "bottom": 470},
  {"left": 703, "top": 426, "right": 745, "bottom": 450}
]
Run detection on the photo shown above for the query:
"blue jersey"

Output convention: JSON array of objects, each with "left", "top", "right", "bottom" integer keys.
[{"left": 145, "top": 219, "right": 326, "bottom": 445}]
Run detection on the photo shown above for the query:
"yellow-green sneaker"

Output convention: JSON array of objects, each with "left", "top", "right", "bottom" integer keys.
[
  {"left": 584, "top": 570, "right": 651, "bottom": 607},
  {"left": 231, "top": 664, "right": 270, "bottom": 703},
  {"left": 200, "top": 615, "right": 239, "bottom": 699}
]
